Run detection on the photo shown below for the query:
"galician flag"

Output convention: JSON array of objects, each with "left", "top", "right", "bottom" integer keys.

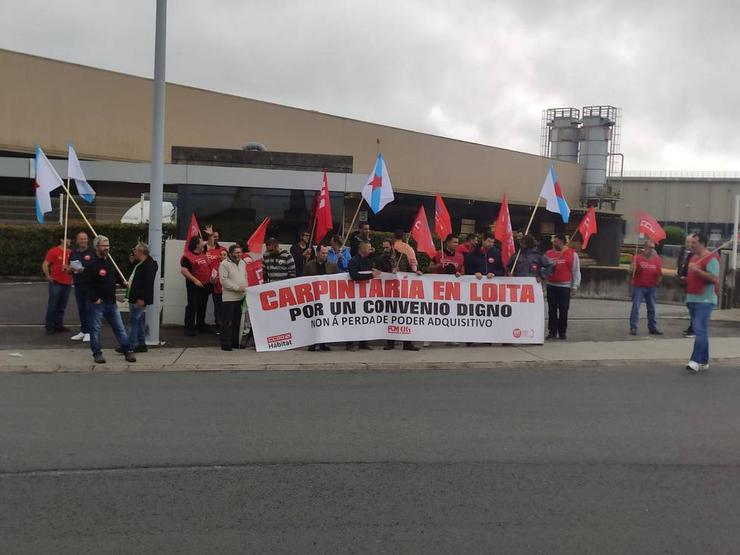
[
  {"left": 68, "top": 145, "right": 96, "bottom": 203},
  {"left": 34, "top": 146, "right": 63, "bottom": 224},
  {"left": 361, "top": 153, "right": 394, "bottom": 214},
  {"left": 539, "top": 163, "right": 570, "bottom": 223}
]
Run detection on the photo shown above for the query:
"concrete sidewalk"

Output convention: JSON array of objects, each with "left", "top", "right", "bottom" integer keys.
[{"left": 2, "top": 336, "right": 739, "bottom": 373}]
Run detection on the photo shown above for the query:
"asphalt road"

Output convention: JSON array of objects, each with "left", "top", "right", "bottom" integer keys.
[{"left": 2, "top": 365, "right": 739, "bottom": 553}]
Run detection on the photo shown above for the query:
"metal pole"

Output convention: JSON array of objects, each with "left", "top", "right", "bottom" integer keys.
[
  {"left": 146, "top": 0, "right": 167, "bottom": 346},
  {"left": 732, "top": 194, "right": 739, "bottom": 273}
]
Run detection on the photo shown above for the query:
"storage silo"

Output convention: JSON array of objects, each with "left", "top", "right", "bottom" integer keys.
[
  {"left": 579, "top": 105, "right": 618, "bottom": 202},
  {"left": 540, "top": 107, "right": 581, "bottom": 162}
]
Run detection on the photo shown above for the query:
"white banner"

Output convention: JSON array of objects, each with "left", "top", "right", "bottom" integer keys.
[{"left": 247, "top": 273, "right": 545, "bottom": 352}]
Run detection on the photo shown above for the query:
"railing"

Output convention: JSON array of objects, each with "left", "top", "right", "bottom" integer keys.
[{"left": 621, "top": 170, "right": 740, "bottom": 179}]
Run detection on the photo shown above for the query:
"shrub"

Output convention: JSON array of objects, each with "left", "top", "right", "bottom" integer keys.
[
  {"left": 663, "top": 226, "right": 686, "bottom": 246},
  {"left": 0, "top": 223, "right": 176, "bottom": 277}
]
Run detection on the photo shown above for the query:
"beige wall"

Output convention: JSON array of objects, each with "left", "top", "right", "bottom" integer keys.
[{"left": 0, "top": 49, "right": 581, "bottom": 205}]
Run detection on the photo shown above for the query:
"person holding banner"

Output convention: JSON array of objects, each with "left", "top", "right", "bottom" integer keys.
[
  {"left": 304, "top": 245, "right": 339, "bottom": 352},
  {"left": 180, "top": 236, "right": 212, "bottom": 336},
  {"left": 685, "top": 233, "right": 720, "bottom": 373},
  {"left": 465, "top": 232, "right": 505, "bottom": 279},
  {"left": 629, "top": 239, "right": 663, "bottom": 336},
  {"left": 430, "top": 234, "right": 464, "bottom": 276},
  {"left": 545, "top": 234, "right": 580, "bottom": 340},
  {"left": 42, "top": 236, "right": 73, "bottom": 335},
  {"left": 375, "top": 237, "right": 421, "bottom": 351},
  {"left": 218, "top": 244, "right": 248, "bottom": 352},
  {"left": 346, "top": 240, "right": 380, "bottom": 351}
]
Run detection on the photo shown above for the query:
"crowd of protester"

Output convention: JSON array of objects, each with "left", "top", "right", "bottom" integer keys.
[{"left": 42, "top": 223, "right": 720, "bottom": 371}]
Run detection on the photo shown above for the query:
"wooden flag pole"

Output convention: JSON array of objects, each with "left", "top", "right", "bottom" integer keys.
[
  {"left": 59, "top": 181, "right": 127, "bottom": 283},
  {"left": 342, "top": 197, "right": 364, "bottom": 246},
  {"left": 62, "top": 177, "right": 71, "bottom": 265},
  {"left": 631, "top": 237, "right": 641, "bottom": 279},
  {"left": 510, "top": 197, "right": 542, "bottom": 274},
  {"left": 566, "top": 227, "right": 581, "bottom": 249}
]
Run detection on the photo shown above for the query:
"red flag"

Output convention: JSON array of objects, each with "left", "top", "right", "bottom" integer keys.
[
  {"left": 183, "top": 213, "right": 201, "bottom": 252},
  {"left": 577, "top": 207, "right": 598, "bottom": 249},
  {"left": 494, "top": 193, "right": 515, "bottom": 266},
  {"left": 410, "top": 205, "right": 437, "bottom": 257},
  {"left": 247, "top": 217, "right": 270, "bottom": 254},
  {"left": 434, "top": 193, "right": 452, "bottom": 240},
  {"left": 637, "top": 210, "right": 666, "bottom": 243},
  {"left": 314, "top": 171, "right": 333, "bottom": 244}
]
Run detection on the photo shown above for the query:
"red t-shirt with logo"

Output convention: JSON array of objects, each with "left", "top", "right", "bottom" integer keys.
[
  {"left": 632, "top": 254, "right": 662, "bottom": 288},
  {"left": 44, "top": 246, "right": 72, "bottom": 285},
  {"left": 432, "top": 249, "right": 465, "bottom": 274}
]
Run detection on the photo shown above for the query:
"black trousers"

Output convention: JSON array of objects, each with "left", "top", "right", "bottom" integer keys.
[
  {"left": 212, "top": 292, "right": 222, "bottom": 328},
  {"left": 547, "top": 285, "right": 571, "bottom": 337},
  {"left": 185, "top": 281, "right": 209, "bottom": 332},
  {"left": 219, "top": 300, "right": 243, "bottom": 348}
]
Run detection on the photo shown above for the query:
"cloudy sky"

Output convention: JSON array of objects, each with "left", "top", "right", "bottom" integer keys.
[{"left": 2, "top": 0, "right": 739, "bottom": 171}]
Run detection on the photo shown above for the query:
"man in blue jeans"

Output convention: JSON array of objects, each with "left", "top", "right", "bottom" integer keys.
[
  {"left": 117, "top": 242, "right": 158, "bottom": 354},
  {"left": 68, "top": 231, "right": 95, "bottom": 342},
  {"left": 82, "top": 235, "right": 136, "bottom": 364},
  {"left": 41, "top": 236, "right": 72, "bottom": 334},
  {"left": 684, "top": 233, "right": 720, "bottom": 373},
  {"left": 629, "top": 239, "right": 663, "bottom": 335}
]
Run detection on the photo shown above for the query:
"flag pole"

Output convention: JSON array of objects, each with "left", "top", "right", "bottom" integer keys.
[
  {"left": 62, "top": 177, "right": 71, "bottom": 265},
  {"left": 342, "top": 198, "right": 364, "bottom": 245},
  {"left": 631, "top": 236, "right": 641, "bottom": 279},
  {"left": 510, "top": 197, "right": 542, "bottom": 274},
  {"left": 59, "top": 181, "right": 127, "bottom": 283},
  {"left": 567, "top": 227, "right": 581, "bottom": 249}
]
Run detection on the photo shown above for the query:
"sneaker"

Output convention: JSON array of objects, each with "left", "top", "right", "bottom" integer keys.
[
  {"left": 124, "top": 352, "right": 137, "bottom": 363},
  {"left": 699, "top": 363, "right": 710, "bottom": 371},
  {"left": 649, "top": 329, "right": 663, "bottom": 336},
  {"left": 686, "top": 360, "right": 700, "bottom": 373},
  {"left": 683, "top": 331, "right": 696, "bottom": 338},
  {"left": 82, "top": 333, "right": 90, "bottom": 342},
  {"left": 629, "top": 329, "right": 637, "bottom": 336},
  {"left": 94, "top": 355, "right": 106, "bottom": 364},
  {"left": 70, "top": 332, "right": 85, "bottom": 341}
]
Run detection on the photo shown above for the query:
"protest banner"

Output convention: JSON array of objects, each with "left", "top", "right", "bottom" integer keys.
[{"left": 247, "top": 273, "right": 545, "bottom": 351}]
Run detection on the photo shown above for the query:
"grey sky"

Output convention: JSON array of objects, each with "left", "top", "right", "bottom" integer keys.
[{"left": 2, "top": 0, "right": 739, "bottom": 170}]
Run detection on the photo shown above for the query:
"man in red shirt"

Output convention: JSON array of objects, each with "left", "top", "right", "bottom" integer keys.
[
  {"left": 630, "top": 239, "right": 663, "bottom": 335},
  {"left": 203, "top": 225, "right": 226, "bottom": 332},
  {"left": 455, "top": 233, "right": 478, "bottom": 257},
  {"left": 430, "top": 234, "right": 465, "bottom": 276},
  {"left": 42, "top": 235, "right": 73, "bottom": 334}
]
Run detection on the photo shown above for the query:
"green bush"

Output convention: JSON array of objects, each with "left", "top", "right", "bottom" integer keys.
[
  {"left": 663, "top": 226, "right": 686, "bottom": 246},
  {"left": 0, "top": 223, "right": 176, "bottom": 277}
]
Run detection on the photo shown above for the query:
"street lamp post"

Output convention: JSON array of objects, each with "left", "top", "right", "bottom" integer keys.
[{"left": 146, "top": 0, "right": 167, "bottom": 345}]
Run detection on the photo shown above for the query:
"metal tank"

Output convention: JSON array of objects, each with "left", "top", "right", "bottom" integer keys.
[
  {"left": 540, "top": 108, "right": 581, "bottom": 162},
  {"left": 579, "top": 105, "right": 618, "bottom": 202}
]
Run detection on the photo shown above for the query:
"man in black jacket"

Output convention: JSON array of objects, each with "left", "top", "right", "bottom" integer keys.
[
  {"left": 83, "top": 235, "right": 135, "bottom": 364},
  {"left": 347, "top": 240, "right": 379, "bottom": 351},
  {"left": 120, "top": 242, "right": 158, "bottom": 353},
  {"left": 464, "top": 232, "right": 505, "bottom": 278}
]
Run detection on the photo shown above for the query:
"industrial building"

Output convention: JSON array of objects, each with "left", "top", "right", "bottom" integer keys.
[{"left": 1, "top": 48, "right": 737, "bottom": 265}]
